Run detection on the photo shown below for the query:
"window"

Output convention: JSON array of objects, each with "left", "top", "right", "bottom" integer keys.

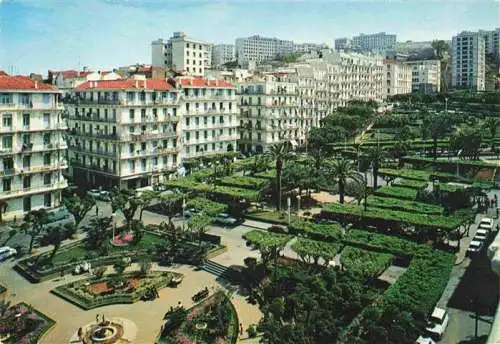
[
  {"left": 141, "top": 142, "right": 146, "bottom": 151},
  {"left": 129, "top": 160, "right": 135, "bottom": 172},
  {"left": 0, "top": 93, "right": 12, "bottom": 104},
  {"left": 43, "top": 113, "right": 50, "bottom": 128},
  {"left": 44, "top": 193, "right": 51, "bottom": 207},
  {"left": 186, "top": 132, "right": 190, "bottom": 141},
  {"left": 23, "top": 197, "right": 31, "bottom": 212},
  {"left": 195, "top": 117, "right": 199, "bottom": 125},
  {"left": 22, "top": 134, "right": 30, "bottom": 145},
  {"left": 219, "top": 116, "right": 224, "bottom": 124},
  {"left": 2, "top": 115, "right": 12, "bottom": 128},
  {"left": 43, "top": 94, "right": 50, "bottom": 104},
  {"left": 23, "top": 156, "right": 31, "bottom": 169},
  {"left": 186, "top": 117, "right": 190, "bottom": 126},
  {"left": 204, "top": 131, "right": 208, "bottom": 139},
  {"left": 195, "top": 131, "right": 199, "bottom": 140},
  {"left": 19, "top": 94, "right": 31, "bottom": 105},
  {"left": 2, "top": 178, "right": 11, "bottom": 192},
  {"left": 43, "top": 133, "right": 51, "bottom": 145},
  {"left": 23, "top": 176, "right": 31, "bottom": 189},
  {"left": 152, "top": 157, "right": 158, "bottom": 166},
  {"left": 141, "top": 109, "right": 146, "bottom": 120},
  {"left": 43, "top": 153, "right": 51, "bottom": 166},
  {"left": 23, "top": 114, "right": 30, "bottom": 128},
  {"left": 129, "top": 109, "right": 135, "bottom": 121},
  {"left": 2, "top": 136, "right": 12, "bottom": 149},
  {"left": 44, "top": 173, "right": 51, "bottom": 185},
  {"left": 127, "top": 92, "right": 135, "bottom": 101},
  {"left": 141, "top": 159, "right": 146, "bottom": 170}
]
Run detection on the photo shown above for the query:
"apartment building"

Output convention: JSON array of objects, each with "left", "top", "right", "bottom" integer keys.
[
  {"left": 65, "top": 78, "right": 180, "bottom": 189},
  {"left": 293, "top": 43, "right": 328, "bottom": 53},
  {"left": 384, "top": 60, "right": 412, "bottom": 96},
  {"left": 211, "top": 44, "right": 235, "bottom": 69},
  {"left": 479, "top": 28, "right": 500, "bottom": 56},
  {"left": 174, "top": 77, "right": 238, "bottom": 159},
  {"left": 404, "top": 60, "right": 441, "bottom": 93},
  {"left": 235, "top": 35, "right": 294, "bottom": 66},
  {"left": 152, "top": 32, "right": 212, "bottom": 77},
  {"left": 452, "top": 31, "right": 486, "bottom": 91},
  {"left": 334, "top": 38, "right": 353, "bottom": 51},
  {"left": 238, "top": 73, "right": 301, "bottom": 153},
  {"left": 352, "top": 32, "right": 397, "bottom": 51},
  {"left": 0, "top": 74, "right": 68, "bottom": 221}
]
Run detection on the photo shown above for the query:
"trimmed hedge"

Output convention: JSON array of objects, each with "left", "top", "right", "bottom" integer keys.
[
  {"left": 321, "top": 203, "right": 466, "bottom": 230},
  {"left": 245, "top": 211, "right": 300, "bottom": 225},
  {"left": 374, "top": 186, "right": 418, "bottom": 200},
  {"left": 166, "top": 178, "right": 262, "bottom": 201},
  {"left": 340, "top": 246, "right": 393, "bottom": 279},
  {"left": 217, "top": 175, "right": 270, "bottom": 190},
  {"left": 291, "top": 237, "right": 342, "bottom": 263},
  {"left": 186, "top": 197, "right": 227, "bottom": 216},
  {"left": 392, "top": 178, "right": 428, "bottom": 189},
  {"left": 289, "top": 219, "right": 344, "bottom": 241},
  {"left": 403, "top": 156, "right": 499, "bottom": 169},
  {"left": 366, "top": 195, "right": 444, "bottom": 215}
]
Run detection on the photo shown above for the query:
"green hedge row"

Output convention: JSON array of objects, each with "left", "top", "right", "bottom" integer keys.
[
  {"left": 392, "top": 178, "right": 428, "bottom": 189},
  {"left": 339, "top": 246, "right": 393, "bottom": 279},
  {"left": 289, "top": 219, "right": 344, "bottom": 242},
  {"left": 374, "top": 186, "right": 418, "bottom": 200},
  {"left": 217, "top": 175, "right": 270, "bottom": 190},
  {"left": 366, "top": 195, "right": 443, "bottom": 215},
  {"left": 403, "top": 156, "right": 499, "bottom": 169}
]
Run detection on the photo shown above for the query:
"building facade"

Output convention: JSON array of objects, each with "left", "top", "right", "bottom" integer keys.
[
  {"left": 0, "top": 74, "right": 68, "bottom": 221},
  {"left": 479, "top": 28, "right": 500, "bottom": 57},
  {"left": 235, "top": 35, "right": 294, "bottom": 66},
  {"left": 174, "top": 77, "right": 238, "bottom": 159},
  {"left": 65, "top": 78, "right": 180, "bottom": 189},
  {"left": 352, "top": 32, "right": 397, "bottom": 51},
  {"left": 384, "top": 60, "right": 412, "bottom": 96},
  {"left": 293, "top": 43, "right": 329, "bottom": 53},
  {"left": 334, "top": 38, "right": 353, "bottom": 51},
  {"left": 152, "top": 32, "right": 212, "bottom": 77},
  {"left": 404, "top": 60, "right": 441, "bottom": 93},
  {"left": 211, "top": 44, "right": 235, "bottom": 69},
  {"left": 452, "top": 31, "right": 486, "bottom": 91}
]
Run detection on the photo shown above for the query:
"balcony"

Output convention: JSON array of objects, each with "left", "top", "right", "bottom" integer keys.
[
  {"left": 0, "top": 169, "right": 17, "bottom": 177},
  {"left": 63, "top": 97, "right": 120, "bottom": 105},
  {"left": 68, "top": 129, "right": 119, "bottom": 140},
  {"left": 70, "top": 159, "right": 116, "bottom": 175},
  {"left": 68, "top": 113, "right": 117, "bottom": 123},
  {"left": 0, "top": 181, "right": 68, "bottom": 200},
  {"left": 123, "top": 131, "right": 176, "bottom": 141}
]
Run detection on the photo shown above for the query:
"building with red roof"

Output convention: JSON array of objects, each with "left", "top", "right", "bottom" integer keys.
[{"left": 0, "top": 74, "right": 68, "bottom": 221}]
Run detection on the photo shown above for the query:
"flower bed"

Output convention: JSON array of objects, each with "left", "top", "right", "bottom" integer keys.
[
  {"left": 0, "top": 302, "right": 55, "bottom": 344},
  {"left": 51, "top": 271, "right": 183, "bottom": 310},
  {"left": 110, "top": 231, "right": 134, "bottom": 246}
]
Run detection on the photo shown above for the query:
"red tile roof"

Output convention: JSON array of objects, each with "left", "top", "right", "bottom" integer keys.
[
  {"left": 0, "top": 75, "right": 57, "bottom": 91},
  {"left": 0, "top": 71, "right": 8, "bottom": 77},
  {"left": 76, "top": 79, "right": 175, "bottom": 91},
  {"left": 49, "top": 69, "right": 93, "bottom": 79},
  {"left": 175, "top": 77, "right": 234, "bottom": 88}
]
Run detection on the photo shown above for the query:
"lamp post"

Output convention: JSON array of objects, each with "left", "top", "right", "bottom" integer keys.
[
  {"left": 457, "top": 149, "right": 463, "bottom": 177},
  {"left": 287, "top": 197, "right": 291, "bottom": 224},
  {"left": 182, "top": 197, "right": 187, "bottom": 230},
  {"left": 296, "top": 195, "right": 301, "bottom": 214},
  {"left": 111, "top": 212, "right": 117, "bottom": 241}
]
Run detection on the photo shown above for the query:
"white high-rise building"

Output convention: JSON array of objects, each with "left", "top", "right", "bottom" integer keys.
[
  {"left": 452, "top": 31, "right": 486, "bottom": 91},
  {"left": 334, "top": 38, "right": 353, "bottom": 51},
  {"left": 293, "top": 43, "right": 328, "bottom": 53},
  {"left": 212, "top": 44, "right": 235, "bottom": 69},
  {"left": 384, "top": 60, "right": 412, "bottom": 96},
  {"left": 235, "top": 35, "right": 294, "bottom": 66},
  {"left": 479, "top": 28, "right": 500, "bottom": 56},
  {"left": 152, "top": 32, "right": 212, "bottom": 77},
  {"left": 0, "top": 74, "right": 68, "bottom": 221},
  {"left": 404, "top": 60, "right": 441, "bottom": 93},
  {"left": 352, "top": 32, "right": 397, "bottom": 51},
  {"left": 174, "top": 77, "right": 238, "bottom": 159},
  {"left": 66, "top": 78, "right": 181, "bottom": 189}
]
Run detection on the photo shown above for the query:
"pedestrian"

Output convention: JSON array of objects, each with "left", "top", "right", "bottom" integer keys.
[
  {"left": 95, "top": 206, "right": 99, "bottom": 217},
  {"left": 96, "top": 314, "right": 99, "bottom": 324},
  {"left": 496, "top": 208, "right": 499, "bottom": 219},
  {"left": 240, "top": 323, "right": 243, "bottom": 336}
]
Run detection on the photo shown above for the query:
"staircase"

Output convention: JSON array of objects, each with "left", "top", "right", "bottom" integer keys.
[{"left": 200, "top": 259, "right": 232, "bottom": 280}]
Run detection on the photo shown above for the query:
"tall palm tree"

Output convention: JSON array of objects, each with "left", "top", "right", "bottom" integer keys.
[
  {"left": 366, "top": 146, "right": 386, "bottom": 190},
  {"left": 330, "top": 158, "right": 361, "bottom": 204},
  {"left": 268, "top": 142, "right": 293, "bottom": 210},
  {"left": 484, "top": 117, "right": 499, "bottom": 151}
]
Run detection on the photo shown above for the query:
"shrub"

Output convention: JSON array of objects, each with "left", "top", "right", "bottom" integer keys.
[
  {"left": 247, "top": 324, "right": 257, "bottom": 338},
  {"left": 93, "top": 266, "right": 107, "bottom": 278}
]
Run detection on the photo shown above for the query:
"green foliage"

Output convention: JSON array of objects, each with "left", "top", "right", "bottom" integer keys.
[
  {"left": 186, "top": 197, "right": 227, "bottom": 217},
  {"left": 391, "top": 178, "right": 428, "bottom": 189},
  {"left": 289, "top": 219, "right": 344, "bottom": 241},
  {"left": 366, "top": 196, "right": 443, "bottom": 215},
  {"left": 109, "top": 187, "right": 140, "bottom": 229},
  {"left": 291, "top": 238, "right": 341, "bottom": 265},
  {"left": 340, "top": 246, "right": 393, "bottom": 279},
  {"left": 322, "top": 202, "right": 467, "bottom": 230},
  {"left": 243, "top": 230, "right": 291, "bottom": 266},
  {"left": 276, "top": 52, "right": 304, "bottom": 63},
  {"left": 375, "top": 186, "right": 418, "bottom": 200},
  {"left": 403, "top": 156, "right": 499, "bottom": 168},
  {"left": 217, "top": 175, "right": 269, "bottom": 190},
  {"left": 62, "top": 195, "right": 95, "bottom": 226}
]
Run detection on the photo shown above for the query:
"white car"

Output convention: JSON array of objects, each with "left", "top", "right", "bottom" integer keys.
[
  {"left": 425, "top": 307, "right": 449, "bottom": 339},
  {"left": 479, "top": 218, "right": 493, "bottom": 231},
  {"left": 416, "top": 335, "right": 436, "bottom": 344},
  {"left": 475, "top": 229, "right": 489, "bottom": 242},
  {"left": 467, "top": 240, "right": 484, "bottom": 256},
  {"left": 0, "top": 247, "right": 17, "bottom": 262}
]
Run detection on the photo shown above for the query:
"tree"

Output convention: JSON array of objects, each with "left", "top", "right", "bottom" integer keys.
[
  {"left": 366, "top": 146, "right": 386, "bottom": 190},
  {"left": 3, "top": 228, "right": 17, "bottom": 246},
  {"left": 0, "top": 200, "right": 8, "bottom": 222},
  {"left": 138, "top": 190, "right": 157, "bottom": 221},
  {"left": 345, "top": 177, "right": 367, "bottom": 208},
  {"left": 139, "top": 258, "right": 152, "bottom": 276},
  {"left": 22, "top": 209, "right": 48, "bottom": 253},
  {"left": 110, "top": 187, "right": 140, "bottom": 231},
  {"left": 187, "top": 214, "right": 213, "bottom": 247},
  {"left": 113, "top": 260, "right": 127, "bottom": 276},
  {"left": 449, "top": 128, "right": 482, "bottom": 160},
  {"left": 46, "top": 226, "right": 63, "bottom": 261},
  {"left": 268, "top": 142, "right": 293, "bottom": 210},
  {"left": 83, "top": 217, "right": 112, "bottom": 250},
  {"left": 62, "top": 195, "right": 95, "bottom": 227},
  {"left": 0, "top": 299, "right": 11, "bottom": 317},
  {"left": 423, "top": 114, "right": 453, "bottom": 159},
  {"left": 329, "top": 158, "right": 361, "bottom": 204},
  {"left": 484, "top": 117, "right": 499, "bottom": 151}
]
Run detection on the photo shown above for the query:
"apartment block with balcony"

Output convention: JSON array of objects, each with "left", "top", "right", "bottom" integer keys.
[
  {"left": 173, "top": 77, "right": 238, "bottom": 159},
  {"left": 0, "top": 74, "right": 68, "bottom": 221},
  {"left": 65, "top": 78, "right": 180, "bottom": 189},
  {"left": 237, "top": 74, "right": 301, "bottom": 153},
  {"left": 152, "top": 32, "right": 212, "bottom": 77},
  {"left": 384, "top": 60, "right": 412, "bottom": 96},
  {"left": 403, "top": 60, "right": 441, "bottom": 93},
  {"left": 235, "top": 35, "right": 294, "bottom": 67},
  {"left": 452, "top": 31, "right": 486, "bottom": 91}
]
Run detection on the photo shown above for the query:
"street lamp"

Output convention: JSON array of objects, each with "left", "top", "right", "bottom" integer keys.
[
  {"left": 182, "top": 197, "right": 187, "bottom": 230},
  {"left": 296, "top": 195, "right": 301, "bottom": 214},
  {"left": 287, "top": 197, "right": 291, "bottom": 224},
  {"left": 111, "top": 212, "right": 117, "bottom": 241},
  {"left": 457, "top": 149, "right": 463, "bottom": 177}
]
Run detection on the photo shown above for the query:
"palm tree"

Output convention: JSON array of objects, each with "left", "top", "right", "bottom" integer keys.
[
  {"left": 22, "top": 209, "right": 48, "bottom": 253},
  {"left": 268, "top": 142, "right": 293, "bottom": 210},
  {"left": 484, "top": 117, "right": 499, "bottom": 151},
  {"left": 330, "top": 158, "right": 361, "bottom": 204},
  {"left": 366, "top": 146, "right": 386, "bottom": 190}
]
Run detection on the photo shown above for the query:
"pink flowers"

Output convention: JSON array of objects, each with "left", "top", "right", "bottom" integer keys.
[
  {"left": 173, "top": 334, "right": 194, "bottom": 344},
  {"left": 186, "top": 307, "right": 204, "bottom": 321}
]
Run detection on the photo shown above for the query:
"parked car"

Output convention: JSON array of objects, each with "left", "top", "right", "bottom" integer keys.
[
  {"left": 214, "top": 213, "right": 242, "bottom": 226},
  {"left": 86, "top": 189, "right": 110, "bottom": 201},
  {"left": 268, "top": 225, "right": 289, "bottom": 234},
  {"left": 479, "top": 217, "right": 494, "bottom": 231},
  {"left": 184, "top": 208, "right": 200, "bottom": 218},
  {"left": 63, "top": 183, "right": 79, "bottom": 196},
  {"left": 467, "top": 240, "right": 484, "bottom": 257},
  {"left": 42, "top": 206, "right": 76, "bottom": 230},
  {"left": 425, "top": 307, "right": 449, "bottom": 340},
  {"left": 0, "top": 247, "right": 17, "bottom": 262},
  {"left": 416, "top": 335, "right": 436, "bottom": 344},
  {"left": 474, "top": 229, "right": 489, "bottom": 242}
]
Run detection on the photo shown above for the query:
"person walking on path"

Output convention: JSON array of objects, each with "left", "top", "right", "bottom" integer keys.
[{"left": 95, "top": 206, "right": 99, "bottom": 217}]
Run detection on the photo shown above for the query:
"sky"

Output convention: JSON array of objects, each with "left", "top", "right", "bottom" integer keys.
[{"left": 0, "top": 0, "right": 498, "bottom": 75}]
